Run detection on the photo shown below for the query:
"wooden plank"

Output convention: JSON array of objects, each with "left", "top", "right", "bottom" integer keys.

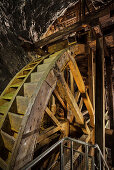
[
  {"left": 45, "top": 107, "right": 61, "bottom": 127},
  {"left": 95, "top": 37, "right": 105, "bottom": 156},
  {"left": 68, "top": 52, "right": 94, "bottom": 127}
]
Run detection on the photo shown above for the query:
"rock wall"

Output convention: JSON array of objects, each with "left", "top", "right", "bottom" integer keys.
[{"left": 0, "top": 0, "right": 77, "bottom": 94}]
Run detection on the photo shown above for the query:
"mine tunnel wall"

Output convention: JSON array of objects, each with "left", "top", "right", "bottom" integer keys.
[{"left": 0, "top": 0, "right": 78, "bottom": 94}]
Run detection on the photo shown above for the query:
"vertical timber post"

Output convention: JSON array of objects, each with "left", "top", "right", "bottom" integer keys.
[
  {"left": 95, "top": 37, "right": 105, "bottom": 157},
  {"left": 82, "top": 0, "right": 86, "bottom": 19},
  {"left": 88, "top": 48, "right": 95, "bottom": 109},
  {"left": 105, "top": 55, "right": 113, "bottom": 129}
]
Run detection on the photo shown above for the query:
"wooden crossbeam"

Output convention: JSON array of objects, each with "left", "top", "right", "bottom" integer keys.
[
  {"left": 37, "top": 126, "right": 61, "bottom": 143},
  {"left": 57, "top": 78, "right": 84, "bottom": 125},
  {"left": 37, "top": 121, "right": 69, "bottom": 144},
  {"left": 33, "top": 2, "right": 114, "bottom": 48},
  {"left": 48, "top": 40, "right": 68, "bottom": 54},
  {"left": 35, "top": 133, "right": 60, "bottom": 151},
  {"left": 75, "top": 90, "right": 81, "bottom": 103},
  {"left": 68, "top": 51, "right": 94, "bottom": 127},
  {"left": 51, "top": 95, "right": 56, "bottom": 115},
  {"left": 45, "top": 107, "right": 61, "bottom": 127},
  {"left": 56, "top": 74, "right": 90, "bottom": 135},
  {"left": 70, "top": 70, "right": 74, "bottom": 95},
  {"left": 79, "top": 98, "right": 83, "bottom": 111},
  {"left": 54, "top": 89, "right": 67, "bottom": 110}
]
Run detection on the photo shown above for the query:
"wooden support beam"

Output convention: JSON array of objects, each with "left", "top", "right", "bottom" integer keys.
[
  {"left": 70, "top": 70, "right": 74, "bottom": 95},
  {"left": 54, "top": 89, "right": 67, "bottom": 110},
  {"left": 57, "top": 78, "right": 84, "bottom": 125},
  {"left": 105, "top": 129, "right": 114, "bottom": 148},
  {"left": 56, "top": 74, "right": 90, "bottom": 135},
  {"left": 68, "top": 51, "right": 94, "bottom": 127},
  {"left": 35, "top": 133, "right": 60, "bottom": 151},
  {"left": 75, "top": 90, "right": 81, "bottom": 103},
  {"left": 82, "top": 0, "right": 86, "bottom": 19},
  {"left": 20, "top": 38, "right": 47, "bottom": 56},
  {"left": 51, "top": 95, "right": 56, "bottom": 115},
  {"left": 95, "top": 37, "right": 105, "bottom": 156},
  {"left": 102, "top": 23, "right": 114, "bottom": 36},
  {"left": 105, "top": 128, "right": 114, "bottom": 166},
  {"left": 79, "top": 98, "right": 83, "bottom": 111},
  {"left": 37, "top": 126, "right": 61, "bottom": 143},
  {"left": 88, "top": 48, "right": 95, "bottom": 109},
  {"left": 32, "top": 2, "right": 114, "bottom": 48},
  {"left": 105, "top": 55, "right": 114, "bottom": 129},
  {"left": 48, "top": 40, "right": 68, "bottom": 54},
  {"left": 85, "top": 0, "right": 90, "bottom": 13},
  {"left": 45, "top": 107, "right": 61, "bottom": 127}
]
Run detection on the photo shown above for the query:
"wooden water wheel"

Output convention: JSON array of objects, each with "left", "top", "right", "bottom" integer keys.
[{"left": 0, "top": 43, "right": 94, "bottom": 169}]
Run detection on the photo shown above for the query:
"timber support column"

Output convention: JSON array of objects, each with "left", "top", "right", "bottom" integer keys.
[
  {"left": 95, "top": 37, "right": 105, "bottom": 156},
  {"left": 88, "top": 48, "right": 95, "bottom": 110},
  {"left": 105, "top": 55, "right": 113, "bottom": 129}
]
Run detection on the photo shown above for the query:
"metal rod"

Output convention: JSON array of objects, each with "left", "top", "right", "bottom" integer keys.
[
  {"left": 48, "top": 160, "right": 59, "bottom": 170},
  {"left": 21, "top": 137, "right": 109, "bottom": 170},
  {"left": 99, "top": 151, "right": 101, "bottom": 170},
  {"left": 66, "top": 137, "right": 109, "bottom": 169},
  {"left": 65, "top": 137, "right": 96, "bottom": 147},
  {"left": 60, "top": 142, "right": 64, "bottom": 170},
  {"left": 92, "top": 157, "right": 95, "bottom": 170},
  {"left": 63, "top": 145, "right": 84, "bottom": 155},
  {"left": 96, "top": 144, "right": 109, "bottom": 170},
  {"left": 70, "top": 141, "right": 73, "bottom": 170},
  {"left": 85, "top": 145, "right": 88, "bottom": 170}
]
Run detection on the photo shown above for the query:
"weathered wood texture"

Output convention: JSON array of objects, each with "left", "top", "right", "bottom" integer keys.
[
  {"left": 88, "top": 48, "right": 95, "bottom": 109},
  {"left": 105, "top": 128, "right": 114, "bottom": 166},
  {"left": 12, "top": 71, "right": 57, "bottom": 169},
  {"left": 68, "top": 51, "right": 94, "bottom": 127},
  {"left": 95, "top": 37, "right": 105, "bottom": 156},
  {"left": 105, "top": 55, "right": 114, "bottom": 129},
  {"left": 55, "top": 76, "right": 90, "bottom": 135}
]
